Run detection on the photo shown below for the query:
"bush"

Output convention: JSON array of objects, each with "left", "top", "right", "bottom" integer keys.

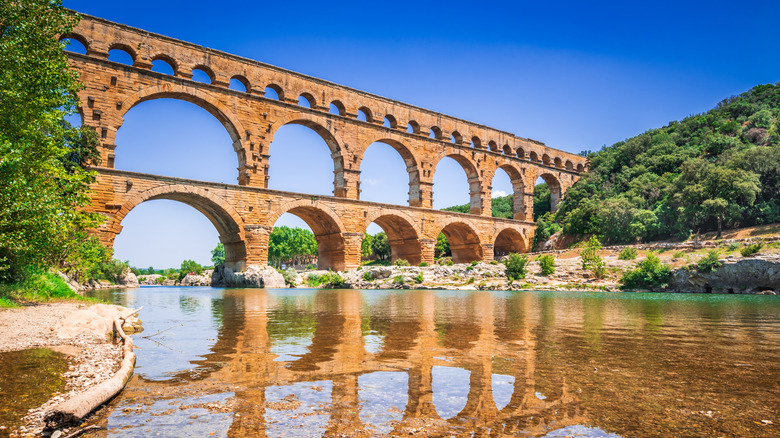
[
  {"left": 621, "top": 254, "right": 672, "bottom": 290},
  {"left": 672, "top": 251, "right": 686, "bottom": 259},
  {"left": 504, "top": 253, "right": 529, "bottom": 282},
  {"left": 581, "top": 236, "right": 606, "bottom": 278},
  {"left": 280, "top": 267, "right": 297, "bottom": 287},
  {"left": 618, "top": 247, "right": 638, "bottom": 260},
  {"left": 394, "top": 259, "right": 410, "bottom": 267},
  {"left": 0, "top": 271, "right": 87, "bottom": 305},
  {"left": 465, "top": 277, "right": 474, "bottom": 284},
  {"left": 727, "top": 242, "right": 741, "bottom": 252},
  {"left": 418, "top": 262, "right": 429, "bottom": 267},
  {"left": 696, "top": 250, "right": 722, "bottom": 273},
  {"left": 537, "top": 255, "right": 555, "bottom": 276},
  {"left": 87, "top": 259, "right": 130, "bottom": 284},
  {"left": 305, "top": 264, "right": 317, "bottom": 270},
  {"left": 307, "top": 272, "right": 344, "bottom": 288},
  {"left": 470, "top": 261, "right": 479, "bottom": 266},
  {"left": 490, "top": 260, "right": 498, "bottom": 265},
  {"left": 362, "top": 271, "right": 372, "bottom": 281},
  {"left": 392, "top": 275, "right": 405, "bottom": 285},
  {"left": 415, "top": 273, "right": 423, "bottom": 284},
  {"left": 446, "top": 260, "right": 454, "bottom": 266},
  {"left": 740, "top": 242, "right": 764, "bottom": 257}
]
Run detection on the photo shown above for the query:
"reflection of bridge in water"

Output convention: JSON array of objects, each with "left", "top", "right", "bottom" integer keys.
[{"left": 129, "top": 290, "right": 590, "bottom": 437}]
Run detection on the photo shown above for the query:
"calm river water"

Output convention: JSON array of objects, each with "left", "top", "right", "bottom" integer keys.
[{"left": 83, "top": 287, "right": 779, "bottom": 437}]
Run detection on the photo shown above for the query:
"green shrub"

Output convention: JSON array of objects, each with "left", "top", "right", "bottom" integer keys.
[
  {"left": 490, "top": 260, "right": 498, "bottom": 265},
  {"left": 446, "top": 260, "right": 454, "bottom": 266},
  {"left": 727, "top": 242, "right": 741, "bottom": 252},
  {"left": 418, "top": 262, "right": 429, "bottom": 267},
  {"left": 415, "top": 273, "right": 423, "bottom": 284},
  {"left": 392, "top": 275, "right": 405, "bottom": 285},
  {"left": 362, "top": 271, "right": 372, "bottom": 281},
  {"left": 280, "top": 267, "right": 297, "bottom": 287},
  {"left": 740, "top": 242, "right": 764, "bottom": 257},
  {"left": 618, "top": 247, "right": 638, "bottom": 260},
  {"left": 87, "top": 259, "right": 130, "bottom": 284},
  {"left": 465, "top": 277, "right": 475, "bottom": 284},
  {"left": 672, "top": 250, "right": 686, "bottom": 259},
  {"left": 504, "top": 253, "right": 529, "bottom": 282},
  {"left": 621, "top": 254, "right": 672, "bottom": 289},
  {"left": 470, "top": 261, "right": 479, "bottom": 266},
  {"left": 466, "top": 266, "right": 474, "bottom": 272},
  {"left": 394, "top": 259, "right": 411, "bottom": 267},
  {"left": 0, "top": 271, "right": 89, "bottom": 305},
  {"left": 537, "top": 255, "right": 555, "bottom": 276},
  {"left": 581, "top": 236, "right": 606, "bottom": 278},
  {"left": 696, "top": 250, "right": 722, "bottom": 273},
  {"left": 307, "top": 271, "right": 345, "bottom": 288}
]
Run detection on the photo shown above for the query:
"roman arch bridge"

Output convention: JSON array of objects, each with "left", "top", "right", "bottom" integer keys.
[{"left": 65, "top": 12, "right": 587, "bottom": 271}]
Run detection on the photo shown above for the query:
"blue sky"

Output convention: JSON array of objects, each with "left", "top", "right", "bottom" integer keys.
[{"left": 63, "top": 0, "right": 780, "bottom": 268}]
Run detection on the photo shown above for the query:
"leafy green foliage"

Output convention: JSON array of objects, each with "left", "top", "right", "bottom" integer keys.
[
  {"left": 418, "top": 262, "right": 429, "bottom": 267},
  {"left": 533, "top": 183, "right": 551, "bottom": 220},
  {"left": 370, "top": 232, "right": 391, "bottom": 261},
  {"left": 392, "top": 275, "right": 405, "bottom": 285},
  {"left": 0, "top": 271, "right": 92, "bottom": 305},
  {"left": 306, "top": 271, "right": 344, "bottom": 288},
  {"left": 211, "top": 243, "right": 225, "bottom": 266},
  {"left": 537, "top": 254, "right": 555, "bottom": 276},
  {"left": 268, "top": 226, "right": 318, "bottom": 268},
  {"left": 87, "top": 259, "right": 129, "bottom": 284},
  {"left": 580, "top": 236, "right": 607, "bottom": 278},
  {"left": 696, "top": 250, "right": 723, "bottom": 273},
  {"left": 533, "top": 212, "right": 561, "bottom": 249},
  {"left": 394, "top": 259, "right": 410, "bottom": 267},
  {"left": 178, "top": 260, "right": 203, "bottom": 280},
  {"left": 553, "top": 83, "right": 780, "bottom": 243},
  {"left": 434, "top": 233, "right": 450, "bottom": 258},
  {"left": 280, "top": 267, "right": 297, "bottom": 286},
  {"left": 740, "top": 242, "right": 763, "bottom": 257},
  {"left": 618, "top": 247, "right": 638, "bottom": 260},
  {"left": 362, "top": 271, "right": 372, "bottom": 281},
  {"left": 0, "top": 1, "right": 103, "bottom": 282},
  {"left": 620, "top": 254, "right": 672, "bottom": 290},
  {"left": 415, "top": 273, "right": 424, "bottom": 283},
  {"left": 360, "top": 233, "right": 373, "bottom": 259},
  {"left": 504, "top": 253, "right": 529, "bottom": 282}
]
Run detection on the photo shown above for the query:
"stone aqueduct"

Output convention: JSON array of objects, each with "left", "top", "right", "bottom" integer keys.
[{"left": 65, "top": 12, "right": 587, "bottom": 270}]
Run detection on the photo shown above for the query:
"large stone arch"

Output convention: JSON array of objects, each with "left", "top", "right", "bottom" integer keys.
[
  {"left": 493, "top": 227, "right": 529, "bottom": 258},
  {"left": 268, "top": 112, "right": 351, "bottom": 198},
  {"left": 491, "top": 163, "right": 528, "bottom": 220},
  {"left": 266, "top": 200, "right": 348, "bottom": 271},
  {"left": 359, "top": 137, "right": 423, "bottom": 206},
  {"left": 432, "top": 153, "right": 483, "bottom": 215},
  {"left": 114, "top": 84, "right": 247, "bottom": 173},
  {"left": 109, "top": 184, "right": 247, "bottom": 269},
  {"left": 435, "top": 219, "right": 483, "bottom": 264},
  {"left": 364, "top": 210, "right": 423, "bottom": 265},
  {"left": 535, "top": 171, "right": 563, "bottom": 212}
]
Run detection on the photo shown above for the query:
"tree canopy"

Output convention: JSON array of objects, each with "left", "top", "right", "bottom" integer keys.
[{"left": 268, "top": 226, "right": 318, "bottom": 267}]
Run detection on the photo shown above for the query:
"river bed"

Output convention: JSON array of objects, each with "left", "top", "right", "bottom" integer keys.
[{"left": 78, "top": 287, "right": 779, "bottom": 437}]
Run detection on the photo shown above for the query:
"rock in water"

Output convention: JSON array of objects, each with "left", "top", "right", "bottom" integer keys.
[
  {"left": 212, "top": 265, "right": 286, "bottom": 288},
  {"left": 118, "top": 270, "right": 139, "bottom": 288},
  {"left": 667, "top": 256, "right": 780, "bottom": 294}
]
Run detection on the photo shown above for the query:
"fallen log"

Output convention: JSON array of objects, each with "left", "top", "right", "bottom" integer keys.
[{"left": 44, "top": 308, "right": 141, "bottom": 429}]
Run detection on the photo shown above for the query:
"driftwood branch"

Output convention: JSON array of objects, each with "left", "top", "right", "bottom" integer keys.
[{"left": 44, "top": 316, "right": 137, "bottom": 429}]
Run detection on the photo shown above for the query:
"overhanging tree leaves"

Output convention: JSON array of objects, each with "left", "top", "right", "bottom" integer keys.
[{"left": 0, "top": 1, "right": 102, "bottom": 281}]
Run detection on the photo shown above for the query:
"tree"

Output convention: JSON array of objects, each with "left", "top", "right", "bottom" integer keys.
[
  {"left": 211, "top": 242, "right": 225, "bottom": 266},
  {"left": 0, "top": 1, "right": 101, "bottom": 281},
  {"left": 268, "top": 226, "right": 318, "bottom": 267},
  {"left": 370, "top": 232, "right": 391, "bottom": 261},
  {"left": 179, "top": 260, "right": 203, "bottom": 280},
  {"left": 434, "top": 233, "right": 450, "bottom": 258},
  {"left": 360, "top": 233, "right": 373, "bottom": 259}
]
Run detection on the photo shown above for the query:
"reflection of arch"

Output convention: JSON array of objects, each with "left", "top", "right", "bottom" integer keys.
[
  {"left": 494, "top": 164, "right": 526, "bottom": 220},
  {"left": 537, "top": 172, "right": 562, "bottom": 212},
  {"left": 111, "top": 184, "right": 247, "bottom": 269},
  {"left": 437, "top": 220, "right": 483, "bottom": 263},
  {"left": 494, "top": 228, "right": 528, "bottom": 257},
  {"left": 433, "top": 154, "right": 482, "bottom": 214},
  {"left": 361, "top": 138, "right": 421, "bottom": 206},
  {"left": 268, "top": 201, "right": 347, "bottom": 270},
  {"left": 365, "top": 212, "right": 423, "bottom": 265}
]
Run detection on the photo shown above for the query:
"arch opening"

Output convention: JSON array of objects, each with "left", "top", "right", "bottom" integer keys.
[
  {"left": 470, "top": 136, "right": 481, "bottom": 149},
  {"left": 264, "top": 84, "right": 283, "bottom": 100},
  {"left": 298, "top": 93, "right": 316, "bottom": 108},
  {"left": 108, "top": 48, "right": 133, "bottom": 66},
  {"left": 271, "top": 208, "right": 346, "bottom": 271},
  {"left": 363, "top": 215, "right": 422, "bottom": 265},
  {"left": 229, "top": 76, "right": 249, "bottom": 92},
  {"left": 361, "top": 140, "right": 420, "bottom": 206},
  {"left": 329, "top": 101, "right": 345, "bottom": 116},
  {"left": 191, "top": 67, "right": 213, "bottom": 84},
  {"left": 406, "top": 121, "right": 420, "bottom": 134},
  {"left": 494, "top": 228, "right": 527, "bottom": 258},
  {"left": 565, "top": 160, "right": 574, "bottom": 171},
  {"left": 357, "top": 107, "right": 372, "bottom": 123},
  {"left": 450, "top": 131, "right": 462, "bottom": 145},
  {"left": 488, "top": 140, "right": 498, "bottom": 152},
  {"left": 433, "top": 155, "right": 481, "bottom": 214},
  {"left": 542, "top": 154, "right": 552, "bottom": 166},
  {"left": 439, "top": 222, "right": 482, "bottom": 264},
  {"left": 61, "top": 37, "right": 86, "bottom": 54},
  {"left": 429, "top": 126, "right": 442, "bottom": 140},
  {"left": 577, "top": 163, "right": 585, "bottom": 172},
  {"left": 268, "top": 121, "right": 344, "bottom": 196},
  {"left": 382, "top": 115, "right": 397, "bottom": 129},
  {"left": 535, "top": 174, "right": 562, "bottom": 216},
  {"left": 151, "top": 58, "right": 175, "bottom": 75},
  {"left": 502, "top": 144, "right": 512, "bottom": 155},
  {"left": 529, "top": 151, "right": 539, "bottom": 163},
  {"left": 554, "top": 157, "right": 563, "bottom": 168},
  {"left": 516, "top": 147, "right": 526, "bottom": 160},
  {"left": 115, "top": 98, "right": 239, "bottom": 184},
  {"left": 494, "top": 165, "right": 526, "bottom": 220}
]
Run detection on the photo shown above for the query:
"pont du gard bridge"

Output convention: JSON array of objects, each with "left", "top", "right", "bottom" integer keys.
[{"left": 65, "top": 12, "right": 587, "bottom": 271}]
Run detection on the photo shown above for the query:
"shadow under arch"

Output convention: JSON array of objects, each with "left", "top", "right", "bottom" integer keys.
[
  {"left": 268, "top": 114, "right": 350, "bottom": 197},
  {"left": 433, "top": 154, "right": 483, "bottom": 214},
  {"left": 360, "top": 138, "right": 422, "bottom": 207},
  {"left": 266, "top": 201, "right": 347, "bottom": 271},
  {"left": 494, "top": 227, "right": 528, "bottom": 258},
  {"left": 364, "top": 211, "right": 423, "bottom": 265},
  {"left": 110, "top": 184, "right": 247, "bottom": 270},
  {"left": 116, "top": 85, "right": 247, "bottom": 178},
  {"left": 437, "top": 220, "right": 483, "bottom": 263}
]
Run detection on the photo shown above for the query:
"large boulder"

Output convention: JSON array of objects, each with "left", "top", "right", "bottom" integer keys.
[
  {"left": 212, "top": 264, "right": 286, "bottom": 288},
  {"left": 667, "top": 255, "right": 780, "bottom": 294},
  {"left": 181, "top": 272, "right": 211, "bottom": 286},
  {"left": 118, "top": 270, "right": 139, "bottom": 288}
]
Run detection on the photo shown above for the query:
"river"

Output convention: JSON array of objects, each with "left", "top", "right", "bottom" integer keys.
[{"left": 82, "top": 287, "right": 779, "bottom": 437}]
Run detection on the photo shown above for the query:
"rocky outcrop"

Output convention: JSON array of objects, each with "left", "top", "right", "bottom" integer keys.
[
  {"left": 180, "top": 272, "right": 211, "bottom": 286},
  {"left": 211, "top": 264, "right": 286, "bottom": 288},
  {"left": 667, "top": 255, "right": 780, "bottom": 294},
  {"left": 118, "top": 271, "right": 139, "bottom": 288}
]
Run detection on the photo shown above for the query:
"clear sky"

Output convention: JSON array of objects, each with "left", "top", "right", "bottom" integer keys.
[{"left": 63, "top": 0, "right": 780, "bottom": 269}]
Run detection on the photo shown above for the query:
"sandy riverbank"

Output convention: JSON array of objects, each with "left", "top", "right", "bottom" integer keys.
[{"left": 0, "top": 303, "right": 140, "bottom": 437}]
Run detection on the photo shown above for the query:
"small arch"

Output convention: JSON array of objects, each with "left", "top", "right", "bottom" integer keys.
[
  {"left": 487, "top": 140, "right": 498, "bottom": 152},
  {"left": 542, "top": 154, "right": 552, "bottom": 166},
  {"left": 329, "top": 100, "right": 346, "bottom": 116},
  {"left": 529, "top": 151, "right": 539, "bottom": 162},
  {"left": 151, "top": 55, "right": 177, "bottom": 75},
  {"left": 267, "top": 203, "right": 347, "bottom": 271},
  {"left": 364, "top": 213, "right": 422, "bottom": 265},
  {"left": 383, "top": 115, "right": 397, "bottom": 129},
  {"left": 502, "top": 144, "right": 513, "bottom": 155},
  {"left": 576, "top": 163, "right": 585, "bottom": 172},
  {"left": 107, "top": 47, "right": 134, "bottom": 66},
  {"left": 429, "top": 126, "right": 443, "bottom": 140},
  {"left": 438, "top": 221, "right": 483, "bottom": 264},
  {"left": 60, "top": 35, "right": 87, "bottom": 54},
  {"left": 406, "top": 120, "right": 420, "bottom": 134},
  {"left": 450, "top": 131, "right": 463, "bottom": 145},
  {"left": 357, "top": 106, "right": 373, "bottom": 123},
  {"left": 554, "top": 157, "right": 563, "bottom": 168},
  {"left": 264, "top": 84, "right": 284, "bottom": 100},
  {"left": 494, "top": 228, "right": 527, "bottom": 258},
  {"left": 229, "top": 75, "right": 249, "bottom": 92},
  {"left": 298, "top": 93, "right": 316, "bottom": 108},
  {"left": 565, "top": 160, "right": 574, "bottom": 171},
  {"left": 470, "top": 136, "right": 482, "bottom": 149},
  {"left": 516, "top": 148, "right": 526, "bottom": 160},
  {"left": 191, "top": 65, "right": 214, "bottom": 84}
]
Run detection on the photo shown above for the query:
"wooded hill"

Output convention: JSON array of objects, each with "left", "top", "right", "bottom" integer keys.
[{"left": 445, "top": 82, "right": 780, "bottom": 245}]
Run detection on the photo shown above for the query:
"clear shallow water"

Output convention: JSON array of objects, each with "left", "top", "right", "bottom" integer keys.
[{"left": 85, "top": 287, "right": 780, "bottom": 437}]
